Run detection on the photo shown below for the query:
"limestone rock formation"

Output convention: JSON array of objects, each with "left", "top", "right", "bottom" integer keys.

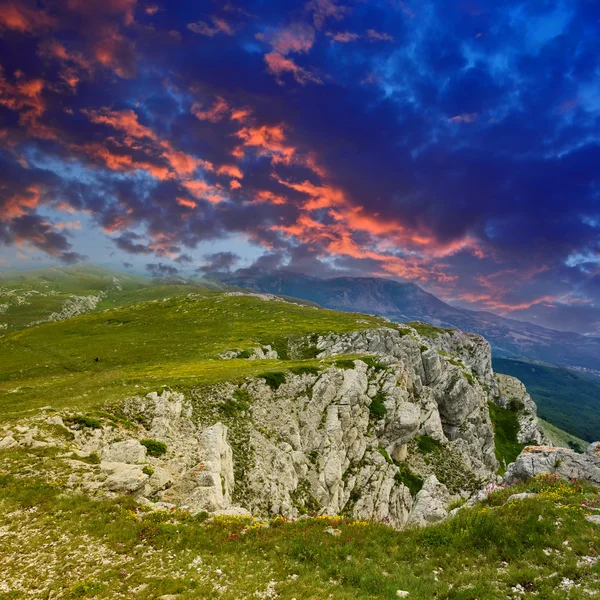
[
  {"left": 505, "top": 442, "right": 600, "bottom": 485},
  {"left": 496, "top": 374, "right": 546, "bottom": 445}
]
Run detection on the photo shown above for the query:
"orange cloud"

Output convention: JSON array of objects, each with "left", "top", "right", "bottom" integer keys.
[
  {"left": 229, "top": 180, "right": 242, "bottom": 190},
  {"left": 54, "top": 220, "right": 82, "bottom": 230},
  {"left": 264, "top": 52, "right": 322, "bottom": 85},
  {"left": 235, "top": 124, "right": 296, "bottom": 164},
  {"left": 192, "top": 96, "right": 230, "bottom": 122},
  {"left": 183, "top": 180, "right": 226, "bottom": 204},
  {"left": 176, "top": 197, "right": 197, "bottom": 209},
  {"left": 93, "top": 29, "right": 136, "bottom": 78},
  {"left": 85, "top": 108, "right": 157, "bottom": 140},
  {"left": 217, "top": 164, "right": 244, "bottom": 179},
  {"left": 0, "top": 2, "right": 56, "bottom": 33},
  {"left": 1, "top": 185, "right": 41, "bottom": 218},
  {"left": 254, "top": 190, "right": 286, "bottom": 205}
]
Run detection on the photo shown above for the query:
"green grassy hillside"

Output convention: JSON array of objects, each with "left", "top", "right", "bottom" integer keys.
[
  {"left": 0, "top": 288, "right": 390, "bottom": 422},
  {"left": 1, "top": 453, "right": 599, "bottom": 599},
  {"left": 493, "top": 357, "right": 600, "bottom": 442},
  {"left": 539, "top": 419, "right": 588, "bottom": 452}
]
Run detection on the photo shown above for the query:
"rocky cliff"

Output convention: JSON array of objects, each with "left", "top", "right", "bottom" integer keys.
[{"left": 2, "top": 322, "right": 530, "bottom": 529}]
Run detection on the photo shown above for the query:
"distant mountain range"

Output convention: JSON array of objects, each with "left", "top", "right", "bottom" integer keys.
[{"left": 219, "top": 270, "right": 600, "bottom": 373}]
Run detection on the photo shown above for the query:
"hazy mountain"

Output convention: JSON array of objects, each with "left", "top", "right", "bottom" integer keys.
[{"left": 219, "top": 271, "right": 600, "bottom": 372}]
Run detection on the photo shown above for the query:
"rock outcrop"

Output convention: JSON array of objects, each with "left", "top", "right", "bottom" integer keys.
[
  {"left": 505, "top": 442, "right": 600, "bottom": 485},
  {"left": 496, "top": 374, "right": 546, "bottom": 445},
  {"left": 0, "top": 323, "right": 553, "bottom": 530}
]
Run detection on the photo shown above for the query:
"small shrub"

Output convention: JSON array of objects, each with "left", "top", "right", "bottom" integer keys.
[
  {"left": 463, "top": 371, "right": 474, "bottom": 386},
  {"left": 220, "top": 389, "right": 251, "bottom": 417},
  {"left": 416, "top": 434, "right": 443, "bottom": 454},
  {"left": 508, "top": 398, "right": 525, "bottom": 412},
  {"left": 141, "top": 439, "right": 167, "bottom": 457},
  {"left": 79, "top": 451, "right": 101, "bottom": 465},
  {"left": 419, "top": 345, "right": 429, "bottom": 353},
  {"left": 448, "top": 497, "right": 467, "bottom": 511},
  {"left": 335, "top": 359, "right": 356, "bottom": 370},
  {"left": 290, "top": 365, "right": 321, "bottom": 376},
  {"left": 237, "top": 349, "right": 252, "bottom": 359},
  {"left": 377, "top": 446, "right": 392, "bottom": 463},
  {"left": 261, "top": 372, "right": 286, "bottom": 390},
  {"left": 142, "top": 465, "right": 155, "bottom": 476},
  {"left": 369, "top": 393, "right": 387, "bottom": 420},
  {"left": 394, "top": 465, "right": 424, "bottom": 496},
  {"left": 362, "top": 357, "right": 387, "bottom": 372},
  {"left": 69, "top": 415, "right": 102, "bottom": 429}
]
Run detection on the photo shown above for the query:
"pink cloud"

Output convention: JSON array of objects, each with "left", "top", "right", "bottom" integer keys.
[
  {"left": 267, "top": 23, "right": 315, "bottom": 55},
  {"left": 327, "top": 31, "right": 359, "bottom": 42},
  {"left": 264, "top": 52, "right": 322, "bottom": 85},
  {"left": 366, "top": 29, "right": 395, "bottom": 42},
  {"left": 187, "top": 16, "right": 234, "bottom": 36},
  {"left": 449, "top": 113, "right": 478, "bottom": 124}
]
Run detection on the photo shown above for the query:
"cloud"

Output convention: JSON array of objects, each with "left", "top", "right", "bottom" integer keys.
[
  {"left": 327, "top": 31, "right": 359, "bottom": 43},
  {"left": 307, "top": 0, "right": 349, "bottom": 29},
  {"left": 197, "top": 251, "right": 240, "bottom": 273},
  {"left": 265, "top": 23, "right": 315, "bottom": 55},
  {"left": 0, "top": 1, "right": 57, "bottom": 33},
  {"left": 365, "top": 30, "right": 395, "bottom": 42},
  {"left": 146, "top": 262, "right": 180, "bottom": 277},
  {"left": 264, "top": 52, "right": 322, "bottom": 85},
  {"left": 187, "top": 16, "right": 234, "bottom": 36}
]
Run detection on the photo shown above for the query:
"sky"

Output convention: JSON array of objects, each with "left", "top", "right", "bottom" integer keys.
[{"left": 0, "top": 0, "right": 599, "bottom": 334}]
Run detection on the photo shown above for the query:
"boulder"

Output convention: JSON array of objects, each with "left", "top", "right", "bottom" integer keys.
[
  {"left": 0, "top": 436, "right": 18, "bottom": 450},
  {"left": 102, "top": 440, "right": 147, "bottom": 464},
  {"left": 505, "top": 444, "right": 600, "bottom": 486},
  {"left": 101, "top": 462, "right": 149, "bottom": 493},
  {"left": 408, "top": 475, "right": 450, "bottom": 527}
]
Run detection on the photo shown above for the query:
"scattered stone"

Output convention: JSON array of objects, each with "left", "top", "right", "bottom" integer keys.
[
  {"left": 396, "top": 591, "right": 410, "bottom": 598},
  {"left": 325, "top": 527, "right": 341, "bottom": 536},
  {"left": 506, "top": 492, "right": 537, "bottom": 502},
  {"left": 0, "top": 436, "right": 18, "bottom": 450},
  {"left": 585, "top": 515, "right": 600, "bottom": 525}
]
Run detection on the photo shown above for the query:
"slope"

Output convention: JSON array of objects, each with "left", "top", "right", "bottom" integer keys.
[{"left": 493, "top": 357, "right": 600, "bottom": 442}]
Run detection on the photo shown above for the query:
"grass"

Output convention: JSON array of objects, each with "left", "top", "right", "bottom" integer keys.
[
  {"left": 1, "top": 456, "right": 599, "bottom": 600},
  {"left": 488, "top": 401, "right": 526, "bottom": 474},
  {"left": 394, "top": 465, "right": 424, "bottom": 496},
  {"left": 493, "top": 357, "right": 600, "bottom": 442},
  {"left": 0, "top": 289, "right": 388, "bottom": 423},
  {"left": 539, "top": 418, "right": 588, "bottom": 452}
]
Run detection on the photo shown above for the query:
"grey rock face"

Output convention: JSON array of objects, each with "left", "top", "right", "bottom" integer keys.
[
  {"left": 102, "top": 440, "right": 147, "bottom": 464},
  {"left": 496, "top": 374, "right": 546, "bottom": 445},
  {"left": 408, "top": 475, "right": 450, "bottom": 527},
  {"left": 505, "top": 443, "right": 600, "bottom": 485}
]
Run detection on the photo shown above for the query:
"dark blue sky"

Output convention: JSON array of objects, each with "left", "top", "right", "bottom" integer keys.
[{"left": 1, "top": 0, "right": 599, "bottom": 333}]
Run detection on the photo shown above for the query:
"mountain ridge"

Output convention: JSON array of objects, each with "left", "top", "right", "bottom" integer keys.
[{"left": 217, "top": 270, "right": 600, "bottom": 372}]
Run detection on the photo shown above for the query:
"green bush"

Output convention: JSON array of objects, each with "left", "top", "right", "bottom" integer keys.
[
  {"left": 261, "top": 372, "right": 286, "bottom": 390},
  {"left": 237, "top": 349, "right": 252, "bottom": 359},
  {"left": 416, "top": 434, "right": 442, "bottom": 454},
  {"left": 362, "top": 357, "right": 387, "bottom": 372},
  {"left": 335, "top": 359, "right": 356, "bottom": 370},
  {"left": 394, "top": 465, "right": 424, "bottom": 496},
  {"left": 369, "top": 393, "right": 387, "bottom": 420},
  {"left": 69, "top": 415, "right": 102, "bottom": 430},
  {"left": 142, "top": 466, "right": 155, "bottom": 476},
  {"left": 290, "top": 365, "right": 321, "bottom": 376},
  {"left": 219, "top": 388, "right": 252, "bottom": 417},
  {"left": 140, "top": 439, "right": 167, "bottom": 457}
]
